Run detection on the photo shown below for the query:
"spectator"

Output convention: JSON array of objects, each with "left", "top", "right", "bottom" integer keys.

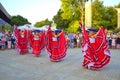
[
  {"left": 116, "top": 33, "right": 120, "bottom": 49},
  {"left": 1, "top": 35, "right": 6, "bottom": 50},
  {"left": 111, "top": 33, "right": 117, "bottom": 48}
]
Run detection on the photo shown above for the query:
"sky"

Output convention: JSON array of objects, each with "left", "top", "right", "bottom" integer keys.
[
  {"left": 0, "top": 0, "right": 61, "bottom": 25},
  {"left": 99, "top": 0, "right": 120, "bottom": 6},
  {"left": 0, "top": 0, "right": 120, "bottom": 25}
]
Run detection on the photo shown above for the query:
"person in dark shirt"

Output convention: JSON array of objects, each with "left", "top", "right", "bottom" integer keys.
[{"left": 116, "top": 33, "right": 120, "bottom": 49}]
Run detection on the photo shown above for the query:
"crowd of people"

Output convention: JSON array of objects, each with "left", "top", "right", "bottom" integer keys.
[
  {"left": 65, "top": 31, "right": 120, "bottom": 49},
  {"left": 65, "top": 32, "right": 82, "bottom": 48},
  {"left": 0, "top": 25, "right": 120, "bottom": 70},
  {"left": 0, "top": 29, "right": 120, "bottom": 51},
  {"left": 107, "top": 32, "right": 120, "bottom": 49},
  {"left": 0, "top": 30, "right": 15, "bottom": 50}
]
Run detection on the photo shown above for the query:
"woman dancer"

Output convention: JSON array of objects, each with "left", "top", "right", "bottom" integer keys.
[
  {"left": 14, "top": 26, "right": 28, "bottom": 55},
  {"left": 46, "top": 28, "right": 67, "bottom": 62},
  {"left": 30, "top": 30, "right": 45, "bottom": 57},
  {"left": 80, "top": 24, "right": 111, "bottom": 70}
]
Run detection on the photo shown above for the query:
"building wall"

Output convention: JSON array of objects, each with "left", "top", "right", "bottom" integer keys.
[
  {"left": 115, "top": 8, "right": 120, "bottom": 28},
  {"left": 85, "top": 0, "right": 92, "bottom": 28},
  {"left": 0, "top": 3, "right": 11, "bottom": 30}
]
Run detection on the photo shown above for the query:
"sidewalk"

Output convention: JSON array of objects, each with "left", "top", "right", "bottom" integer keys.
[{"left": 0, "top": 48, "right": 120, "bottom": 80}]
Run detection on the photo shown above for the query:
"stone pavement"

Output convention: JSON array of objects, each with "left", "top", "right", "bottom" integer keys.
[{"left": 0, "top": 48, "right": 120, "bottom": 80}]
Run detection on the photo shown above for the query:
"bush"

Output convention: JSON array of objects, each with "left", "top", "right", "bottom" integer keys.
[
  {"left": 2, "top": 25, "right": 13, "bottom": 31},
  {"left": 113, "top": 27, "right": 120, "bottom": 33}
]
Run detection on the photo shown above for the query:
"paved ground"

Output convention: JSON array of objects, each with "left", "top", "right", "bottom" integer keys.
[{"left": 0, "top": 48, "right": 120, "bottom": 80}]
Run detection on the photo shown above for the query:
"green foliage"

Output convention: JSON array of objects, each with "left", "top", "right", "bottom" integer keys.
[
  {"left": 53, "top": 9, "right": 70, "bottom": 29},
  {"left": 92, "top": 0, "right": 117, "bottom": 30},
  {"left": 61, "top": 0, "right": 84, "bottom": 21},
  {"left": 34, "top": 19, "right": 52, "bottom": 27},
  {"left": 115, "top": 3, "right": 120, "bottom": 8},
  {"left": 104, "top": 7, "right": 117, "bottom": 29},
  {"left": 2, "top": 25, "right": 13, "bottom": 31},
  {"left": 67, "top": 20, "right": 79, "bottom": 33},
  {"left": 53, "top": 0, "right": 119, "bottom": 32},
  {"left": 61, "top": 0, "right": 73, "bottom": 20},
  {"left": 53, "top": 0, "right": 84, "bottom": 32},
  {"left": 113, "top": 28, "right": 120, "bottom": 33},
  {"left": 10, "top": 15, "right": 31, "bottom": 26},
  {"left": 92, "top": 0, "right": 105, "bottom": 28}
]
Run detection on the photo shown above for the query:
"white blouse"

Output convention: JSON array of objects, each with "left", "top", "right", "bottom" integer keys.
[
  {"left": 52, "top": 37, "right": 57, "bottom": 41},
  {"left": 33, "top": 38, "right": 39, "bottom": 40},
  {"left": 21, "top": 34, "right": 24, "bottom": 38},
  {"left": 89, "top": 38, "right": 95, "bottom": 43}
]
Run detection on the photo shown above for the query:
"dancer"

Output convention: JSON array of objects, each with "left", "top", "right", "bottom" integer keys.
[
  {"left": 80, "top": 24, "right": 111, "bottom": 70},
  {"left": 14, "top": 25, "right": 28, "bottom": 54},
  {"left": 30, "top": 30, "right": 45, "bottom": 57},
  {"left": 46, "top": 27, "right": 67, "bottom": 62}
]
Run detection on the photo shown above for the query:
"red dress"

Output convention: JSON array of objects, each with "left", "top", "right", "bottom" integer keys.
[
  {"left": 80, "top": 24, "right": 111, "bottom": 70},
  {"left": 46, "top": 29, "right": 67, "bottom": 61},
  {"left": 14, "top": 27, "right": 28, "bottom": 55},
  {"left": 30, "top": 31, "right": 45, "bottom": 57}
]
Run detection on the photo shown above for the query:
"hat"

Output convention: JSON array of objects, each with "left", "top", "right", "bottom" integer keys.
[
  {"left": 87, "top": 28, "right": 98, "bottom": 32},
  {"left": 55, "top": 30, "right": 61, "bottom": 34},
  {"left": 33, "top": 30, "right": 41, "bottom": 33}
]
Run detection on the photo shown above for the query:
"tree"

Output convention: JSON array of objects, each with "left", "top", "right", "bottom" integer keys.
[
  {"left": 67, "top": 20, "right": 79, "bottom": 33},
  {"left": 57, "top": 0, "right": 118, "bottom": 32},
  {"left": 92, "top": 0, "right": 117, "bottom": 30},
  {"left": 34, "top": 19, "right": 52, "bottom": 27},
  {"left": 115, "top": 3, "right": 120, "bottom": 8},
  {"left": 92, "top": 0, "right": 105, "bottom": 29},
  {"left": 61, "top": 0, "right": 84, "bottom": 22},
  {"left": 58, "top": 0, "right": 85, "bottom": 32},
  {"left": 104, "top": 7, "right": 117, "bottom": 30},
  {"left": 53, "top": 9, "right": 70, "bottom": 30},
  {"left": 10, "top": 15, "right": 31, "bottom": 26},
  {"left": 2, "top": 25, "right": 13, "bottom": 31}
]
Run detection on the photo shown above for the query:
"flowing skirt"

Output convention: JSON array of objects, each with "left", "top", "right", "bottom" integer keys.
[
  {"left": 46, "top": 31, "right": 67, "bottom": 62},
  {"left": 32, "top": 40, "right": 41, "bottom": 57}
]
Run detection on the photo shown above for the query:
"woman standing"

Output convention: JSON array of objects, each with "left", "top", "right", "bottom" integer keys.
[
  {"left": 80, "top": 24, "right": 111, "bottom": 70},
  {"left": 46, "top": 28, "right": 67, "bottom": 62},
  {"left": 14, "top": 25, "right": 28, "bottom": 55},
  {"left": 30, "top": 30, "right": 45, "bottom": 57}
]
